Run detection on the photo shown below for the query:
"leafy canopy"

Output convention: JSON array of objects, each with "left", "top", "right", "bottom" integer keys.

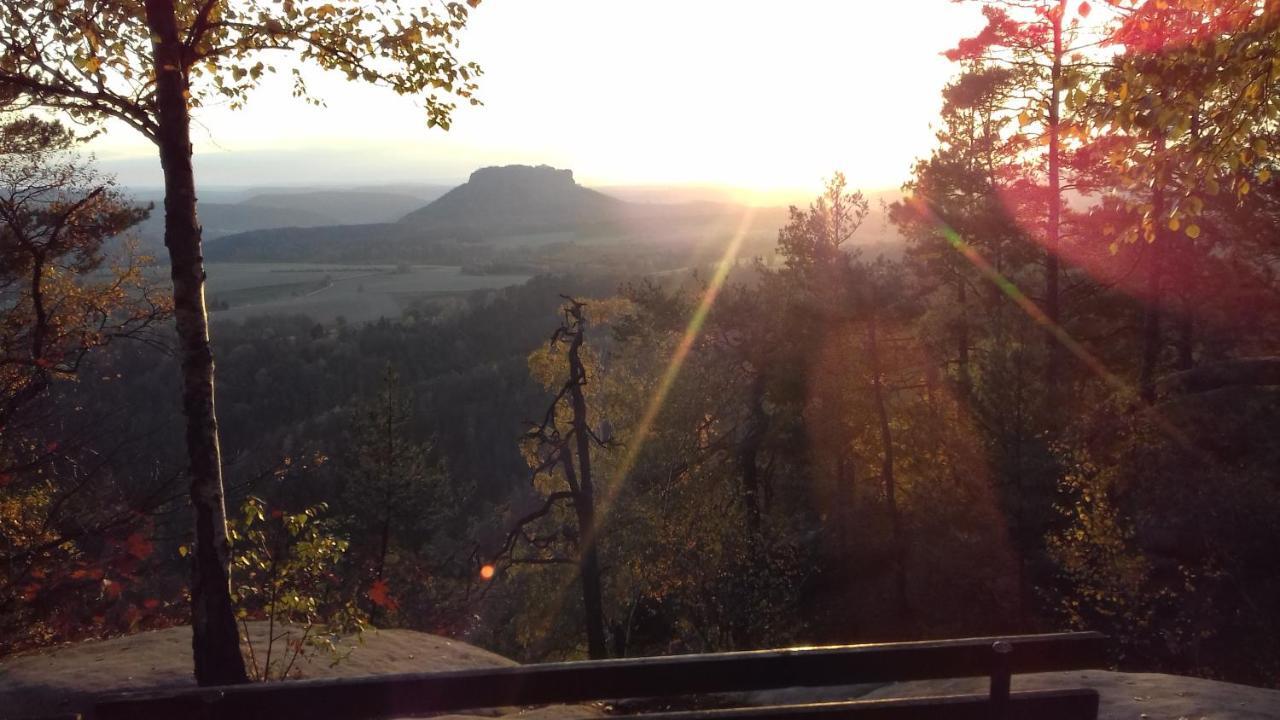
[{"left": 0, "top": 0, "right": 482, "bottom": 140}]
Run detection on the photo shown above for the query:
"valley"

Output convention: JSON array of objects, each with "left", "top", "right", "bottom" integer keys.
[{"left": 195, "top": 263, "right": 533, "bottom": 324}]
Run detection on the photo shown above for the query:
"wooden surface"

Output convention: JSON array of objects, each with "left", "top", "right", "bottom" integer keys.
[
  {"left": 93, "top": 632, "right": 1105, "bottom": 720},
  {"left": 637, "top": 689, "right": 1100, "bottom": 719}
]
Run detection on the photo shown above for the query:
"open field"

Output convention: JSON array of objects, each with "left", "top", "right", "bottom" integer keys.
[{"left": 158, "top": 263, "right": 531, "bottom": 324}]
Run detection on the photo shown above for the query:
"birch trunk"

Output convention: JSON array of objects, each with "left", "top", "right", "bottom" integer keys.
[{"left": 143, "top": 0, "right": 247, "bottom": 686}]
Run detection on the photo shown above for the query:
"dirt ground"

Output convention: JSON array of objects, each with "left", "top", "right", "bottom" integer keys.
[
  {"left": 860, "top": 670, "right": 1280, "bottom": 720},
  {"left": 0, "top": 623, "right": 597, "bottom": 719}
]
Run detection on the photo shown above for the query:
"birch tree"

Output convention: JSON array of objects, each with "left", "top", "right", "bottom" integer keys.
[{"left": 0, "top": 0, "right": 480, "bottom": 684}]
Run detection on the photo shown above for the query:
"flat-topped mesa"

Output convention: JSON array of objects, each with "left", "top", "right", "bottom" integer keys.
[
  {"left": 396, "top": 164, "right": 620, "bottom": 234},
  {"left": 466, "top": 164, "right": 578, "bottom": 189}
]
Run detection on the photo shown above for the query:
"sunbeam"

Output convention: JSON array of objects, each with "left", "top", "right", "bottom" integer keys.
[
  {"left": 585, "top": 207, "right": 759, "bottom": 545},
  {"left": 910, "top": 198, "right": 1204, "bottom": 455}
]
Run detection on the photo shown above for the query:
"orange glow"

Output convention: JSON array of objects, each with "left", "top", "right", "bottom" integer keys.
[{"left": 479, "top": 564, "right": 495, "bottom": 580}]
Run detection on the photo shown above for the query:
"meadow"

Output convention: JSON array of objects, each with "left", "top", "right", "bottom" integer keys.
[{"left": 195, "top": 263, "right": 532, "bottom": 324}]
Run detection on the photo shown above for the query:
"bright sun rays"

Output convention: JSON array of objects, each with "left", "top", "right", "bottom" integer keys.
[
  {"left": 907, "top": 198, "right": 1204, "bottom": 456},
  {"left": 582, "top": 207, "right": 759, "bottom": 549}
]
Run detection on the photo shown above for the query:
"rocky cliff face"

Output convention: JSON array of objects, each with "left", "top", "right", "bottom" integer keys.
[
  {"left": 465, "top": 164, "right": 577, "bottom": 188},
  {"left": 398, "top": 165, "right": 622, "bottom": 237}
]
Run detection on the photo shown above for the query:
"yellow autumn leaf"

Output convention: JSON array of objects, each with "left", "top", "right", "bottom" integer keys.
[{"left": 1186, "top": 224, "right": 1202, "bottom": 239}]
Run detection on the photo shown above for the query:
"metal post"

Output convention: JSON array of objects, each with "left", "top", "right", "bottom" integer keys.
[{"left": 989, "top": 640, "right": 1012, "bottom": 720}]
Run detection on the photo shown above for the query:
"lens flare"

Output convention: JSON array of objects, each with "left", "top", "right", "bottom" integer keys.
[
  {"left": 584, "top": 207, "right": 758, "bottom": 545},
  {"left": 909, "top": 197, "right": 1203, "bottom": 455},
  {"left": 921, "top": 206, "right": 1133, "bottom": 397}
]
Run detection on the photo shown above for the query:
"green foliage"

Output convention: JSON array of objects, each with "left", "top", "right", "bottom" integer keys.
[
  {"left": 1047, "top": 448, "right": 1161, "bottom": 660},
  {"left": 229, "top": 496, "right": 365, "bottom": 681},
  {"left": 339, "top": 363, "right": 457, "bottom": 627},
  {"left": 0, "top": 0, "right": 481, "bottom": 137},
  {"left": 1046, "top": 385, "right": 1280, "bottom": 683}
]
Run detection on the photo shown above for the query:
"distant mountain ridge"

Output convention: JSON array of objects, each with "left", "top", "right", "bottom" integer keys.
[
  {"left": 203, "top": 165, "right": 796, "bottom": 263},
  {"left": 134, "top": 202, "right": 336, "bottom": 243},
  {"left": 243, "top": 190, "right": 437, "bottom": 226},
  {"left": 128, "top": 186, "right": 451, "bottom": 248}
]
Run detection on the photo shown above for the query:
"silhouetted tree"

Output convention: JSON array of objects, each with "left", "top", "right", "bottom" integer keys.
[{"left": 496, "top": 298, "right": 610, "bottom": 659}]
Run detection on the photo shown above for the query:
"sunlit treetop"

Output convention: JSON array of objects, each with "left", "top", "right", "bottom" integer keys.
[
  {"left": 1093, "top": 0, "right": 1277, "bottom": 209},
  {"left": 946, "top": 2, "right": 1095, "bottom": 63},
  {"left": 1105, "top": 0, "right": 1260, "bottom": 53},
  {"left": 944, "top": 1, "right": 1104, "bottom": 146},
  {"left": 0, "top": 0, "right": 482, "bottom": 141}
]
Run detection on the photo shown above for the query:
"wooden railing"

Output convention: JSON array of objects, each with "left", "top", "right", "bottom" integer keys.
[{"left": 75, "top": 631, "right": 1105, "bottom": 720}]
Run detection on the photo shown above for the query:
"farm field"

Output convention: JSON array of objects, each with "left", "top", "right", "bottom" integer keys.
[{"left": 152, "top": 263, "right": 531, "bottom": 324}]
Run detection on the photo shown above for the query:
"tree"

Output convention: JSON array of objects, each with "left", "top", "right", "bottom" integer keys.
[
  {"left": 770, "top": 176, "right": 932, "bottom": 628},
  {"left": 229, "top": 496, "right": 365, "bottom": 681},
  {"left": 0, "top": 116, "right": 162, "bottom": 434},
  {"left": 890, "top": 63, "right": 1026, "bottom": 398},
  {"left": 344, "top": 364, "right": 445, "bottom": 625},
  {"left": 1, "top": 0, "right": 480, "bottom": 684},
  {"left": 1088, "top": 0, "right": 1279, "bottom": 400},
  {"left": 891, "top": 64, "right": 1065, "bottom": 623},
  {"left": 0, "top": 114, "right": 171, "bottom": 650},
  {"left": 947, "top": 0, "right": 1101, "bottom": 402},
  {"left": 496, "top": 298, "right": 611, "bottom": 659}
]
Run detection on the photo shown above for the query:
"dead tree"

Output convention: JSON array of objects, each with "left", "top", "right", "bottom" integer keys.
[{"left": 493, "top": 298, "right": 610, "bottom": 659}]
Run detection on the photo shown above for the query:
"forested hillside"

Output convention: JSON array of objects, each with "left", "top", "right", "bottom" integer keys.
[
  {"left": 127, "top": 188, "right": 450, "bottom": 247},
  {"left": 204, "top": 165, "right": 792, "bottom": 266}
]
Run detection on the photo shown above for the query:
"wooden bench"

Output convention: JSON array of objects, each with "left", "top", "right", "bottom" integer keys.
[{"left": 84, "top": 631, "right": 1103, "bottom": 720}]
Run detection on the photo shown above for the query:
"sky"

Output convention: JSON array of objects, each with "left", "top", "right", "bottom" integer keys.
[{"left": 89, "top": 1, "right": 987, "bottom": 202}]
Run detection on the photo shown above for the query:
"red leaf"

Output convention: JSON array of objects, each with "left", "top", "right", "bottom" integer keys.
[
  {"left": 1078, "top": 1, "right": 1091, "bottom": 18},
  {"left": 124, "top": 532, "right": 153, "bottom": 559},
  {"left": 368, "top": 579, "right": 398, "bottom": 611},
  {"left": 142, "top": 598, "right": 161, "bottom": 609}
]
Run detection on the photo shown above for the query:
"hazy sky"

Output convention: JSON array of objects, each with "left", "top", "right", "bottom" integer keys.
[{"left": 90, "top": 1, "right": 985, "bottom": 200}]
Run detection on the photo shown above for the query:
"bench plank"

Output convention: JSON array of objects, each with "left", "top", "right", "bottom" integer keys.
[{"left": 636, "top": 689, "right": 1101, "bottom": 720}]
